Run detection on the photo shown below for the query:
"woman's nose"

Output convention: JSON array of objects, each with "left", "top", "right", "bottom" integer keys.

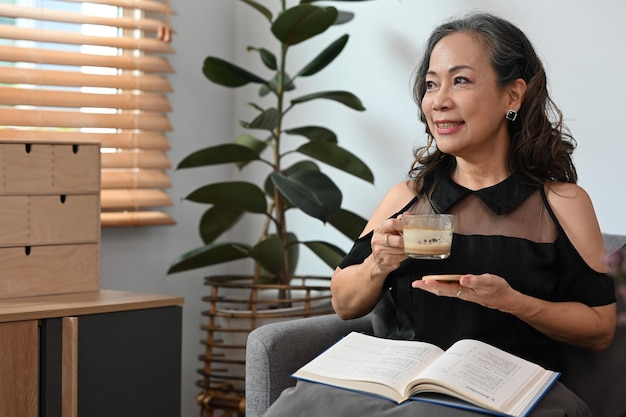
[{"left": 432, "top": 86, "right": 452, "bottom": 110}]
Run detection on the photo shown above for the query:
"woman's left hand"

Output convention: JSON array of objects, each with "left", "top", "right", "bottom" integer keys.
[
  {"left": 413, "top": 273, "right": 616, "bottom": 350},
  {"left": 411, "top": 273, "right": 515, "bottom": 310}
]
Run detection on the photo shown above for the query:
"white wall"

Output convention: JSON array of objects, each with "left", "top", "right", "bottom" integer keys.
[
  {"left": 305, "top": 0, "right": 626, "bottom": 236},
  {"left": 99, "top": 1, "right": 626, "bottom": 417}
]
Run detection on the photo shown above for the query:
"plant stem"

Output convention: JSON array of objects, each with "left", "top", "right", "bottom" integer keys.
[{"left": 270, "top": 1, "right": 290, "bottom": 287}]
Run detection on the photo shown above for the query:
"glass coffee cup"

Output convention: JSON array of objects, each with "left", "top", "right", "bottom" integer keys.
[{"left": 402, "top": 214, "right": 455, "bottom": 260}]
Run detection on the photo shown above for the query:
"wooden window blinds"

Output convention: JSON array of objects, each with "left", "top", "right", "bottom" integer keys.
[{"left": 0, "top": 0, "right": 176, "bottom": 227}]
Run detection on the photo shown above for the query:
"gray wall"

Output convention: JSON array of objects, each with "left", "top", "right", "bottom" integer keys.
[{"left": 99, "top": 2, "right": 626, "bottom": 417}]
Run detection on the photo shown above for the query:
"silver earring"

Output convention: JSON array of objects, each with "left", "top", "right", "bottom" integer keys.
[{"left": 505, "top": 109, "right": 518, "bottom": 122}]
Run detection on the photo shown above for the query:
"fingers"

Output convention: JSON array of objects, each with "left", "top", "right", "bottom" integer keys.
[
  {"left": 412, "top": 278, "right": 465, "bottom": 298},
  {"left": 382, "top": 233, "right": 399, "bottom": 249},
  {"left": 373, "top": 218, "right": 403, "bottom": 250},
  {"left": 371, "top": 220, "right": 407, "bottom": 271},
  {"left": 412, "top": 274, "right": 510, "bottom": 305}
]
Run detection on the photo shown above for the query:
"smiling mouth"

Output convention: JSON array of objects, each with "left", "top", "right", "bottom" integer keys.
[{"left": 436, "top": 122, "right": 464, "bottom": 128}]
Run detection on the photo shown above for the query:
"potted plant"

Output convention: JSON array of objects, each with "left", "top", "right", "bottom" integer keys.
[{"left": 168, "top": 0, "right": 376, "bottom": 414}]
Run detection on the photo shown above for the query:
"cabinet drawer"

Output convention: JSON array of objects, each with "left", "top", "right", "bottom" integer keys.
[
  {"left": 0, "top": 243, "right": 100, "bottom": 299},
  {"left": 30, "top": 195, "right": 99, "bottom": 245},
  {"left": 0, "top": 143, "right": 100, "bottom": 194},
  {"left": 0, "top": 196, "right": 29, "bottom": 244},
  {"left": 53, "top": 143, "right": 100, "bottom": 192},
  {"left": 0, "top": 195, "right": 99, "bottom": 246}
]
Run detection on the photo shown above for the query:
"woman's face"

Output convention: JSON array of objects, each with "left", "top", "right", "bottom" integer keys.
[{"left": 421, "top": 32, "right": 513, "bottom": 161}]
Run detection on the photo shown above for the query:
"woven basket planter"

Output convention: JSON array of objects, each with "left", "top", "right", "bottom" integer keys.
[{"left": 196, "top": 274, "right": 334, "bottom": 416}]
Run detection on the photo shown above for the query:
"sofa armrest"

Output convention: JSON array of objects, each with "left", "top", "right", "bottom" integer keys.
[
  {"left": 559, "top": 322, "right": 626, "bottom": 417},
  {"left": 245, "top": 313, "right": 373, "bottom": 417}
]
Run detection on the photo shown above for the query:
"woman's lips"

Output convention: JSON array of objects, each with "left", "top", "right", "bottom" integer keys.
[{"left": 435, "top": 121, "right": 464, "bottom": 134}]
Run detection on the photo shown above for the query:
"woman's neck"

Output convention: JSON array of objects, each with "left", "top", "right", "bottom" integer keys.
[{"left": 451, "top": 159, "right": 511, "bottom": 191}]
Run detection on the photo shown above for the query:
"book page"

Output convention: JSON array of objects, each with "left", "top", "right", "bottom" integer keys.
[
  {"left": 412, "top": 339, "right": 546, "bottom": 411},
  {"left": 294, "top": 332, "right": 444, "bottom": 396}
]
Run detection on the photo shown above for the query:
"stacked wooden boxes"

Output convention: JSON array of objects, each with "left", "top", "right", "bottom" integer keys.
[{"left": 0, "top": 141, "right": 101, "bottom": 299}]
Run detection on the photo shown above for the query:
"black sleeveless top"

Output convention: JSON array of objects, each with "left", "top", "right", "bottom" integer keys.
[{"left": 337, "top": 172, "right": 615, "bottom": 371}]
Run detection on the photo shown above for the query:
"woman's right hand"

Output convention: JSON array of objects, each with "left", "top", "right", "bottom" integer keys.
[
  {"left": 371, "top": 216, "right": 408, "bottom": 274},
  {"left": 331, "top": 181, "right": 416, "bottom": 319},
  {"left": 331, "top": 216, "right": 408, "bottom": 319}
]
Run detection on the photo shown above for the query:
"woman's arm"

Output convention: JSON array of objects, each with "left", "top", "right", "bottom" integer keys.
[
  {"left": 522, "top": 182, "right": 616, "bottom": 350},
  {"left": 330, "top": 181, "right": 414, "bottom": 319},
  {"left": 413, "top": 182, "right": 616, "bottom": 351}
]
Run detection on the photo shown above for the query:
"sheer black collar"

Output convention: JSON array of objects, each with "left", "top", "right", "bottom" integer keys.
[{"left": 426, "top": 171, "right": 540, "bottom": 215}]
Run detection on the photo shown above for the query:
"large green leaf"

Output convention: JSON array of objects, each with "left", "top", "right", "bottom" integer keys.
[
  {"left": 296, "top": 34, "right": 348, "bottom": 77},
  {"left": 199, "top": 206, "right": 244, "bottom": 244},
  {"left": 297, "top": 141, "right": 374, "bottom": 183},
  {"left": 177, "top": 144, "right": 259, "bottom": 169},
  {"left": 291, "top": 90, "right": 365, "bottom": 111},
  {"left": 301, "top": 0, "right": 374, "bottom": 2},
  {"left": 262, "top": 72, "right": 295, "bottom": 97},
  {"left": 249, "top": 235, "right": 284, "bottom": 274},
  {"left": 167, "top": 243, "right": 250, "bottom": 274},
  {"left": 241, "top": 107, "right": 280, "bottom": 131},
  {"left": 236, "top": 133, "right": 267, "bottom": 152},
  {"left": 328, "top": 208, "right": 367, "bottom": 240},
  {"left": 235, "top": 134, "right": 268, "bottom": 169},
  {"left": 298, "top": 1, "right": 361, "bottom": 24},
  {"left": 334, "top": 10, "right": 355, "bottom": 25},
  {"left": 285, "top": 232, "right": 300, "bottom": 275},
  {"left": 303, "top": 240, "right": 346, "bottom": 269},
  {"left": 247, "top": 233, "right": 301, "bottom": 277},
  {"left": 238, "top": 0, "right": 272, "bottom": 21},
  {"left": 284, "top": 160, "right": 321, "bottom": 175},
  {"left": 185, "top": 182, "right": 267, "bottom": 214},
  {"left": 203, "top": 57, "right": 266, "bottom": 87},
  {"left": 300, "top": 0, "right": 375, "bottom": 3},
  {"left": 270, "top": 170, "right": 341, "bottom": 222},
  {"left": 248, "top": 46, "right": 277, "bottom": 70},
  {"left": 271, "top": 5, "right": 337, "bottom": 46},
  {"left": 285, "top": 126, "right": 337, "bottom": 142},
  {"left": 264, "top": 160, "right": 320, "bottom": 197}
]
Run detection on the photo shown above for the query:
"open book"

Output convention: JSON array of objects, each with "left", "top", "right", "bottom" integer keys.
[{"left": 292, "top": 332, "right": 560, "bottom": 417}]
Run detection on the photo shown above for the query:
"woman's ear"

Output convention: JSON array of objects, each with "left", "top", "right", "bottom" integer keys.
[{"left": 507, "top": 78, "right": 527, "bottom": 109}]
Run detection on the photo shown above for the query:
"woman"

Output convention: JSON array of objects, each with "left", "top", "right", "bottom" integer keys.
[{"left": 264, "top": 12, "right": 616, "bottom": 417}]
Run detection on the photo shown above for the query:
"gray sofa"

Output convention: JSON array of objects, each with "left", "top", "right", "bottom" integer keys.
[{"left": 246, "top": 234, "right": 626, "bottom": 417}]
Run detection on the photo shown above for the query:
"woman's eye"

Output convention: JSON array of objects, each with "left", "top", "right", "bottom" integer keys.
[
  {"left": 454, "top": 76, "right": 469, "bottom": 85},
  {"left": 425, "top": 80, "right": 437, "bottom": 90}
]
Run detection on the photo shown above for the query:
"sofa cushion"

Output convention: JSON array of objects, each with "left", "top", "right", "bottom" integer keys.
[{"left": 559, "top": 326, "right": 626, "bottom": 417}]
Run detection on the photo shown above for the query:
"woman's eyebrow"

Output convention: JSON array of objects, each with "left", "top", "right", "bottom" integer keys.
[{"left": 427, "top": 64, "right": 474, "bottom": 76}]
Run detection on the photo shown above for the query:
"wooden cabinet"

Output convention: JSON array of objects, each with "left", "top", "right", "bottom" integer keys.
[
  {"left": 0, "top": 290, "right": 184, "bottom": 417},
  {"left": 0, "top": 141, "right": 101, "bottom": 299},
  {"left": 0, "top": 320, "right": 38, "bottom": 415}
]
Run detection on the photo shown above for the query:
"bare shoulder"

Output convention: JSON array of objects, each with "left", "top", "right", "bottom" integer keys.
[
  {"left": 545, "top": 182, "right": 607, "bottom": 271},
  {"left": 359, "top": 180, "right": 415, "bottom": 237},
  {"left": 545, "top": 182, "right": 595, "bottom": 220},
  {"left": 381, "top": 180, "right": 416, "bottom": 204}
]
